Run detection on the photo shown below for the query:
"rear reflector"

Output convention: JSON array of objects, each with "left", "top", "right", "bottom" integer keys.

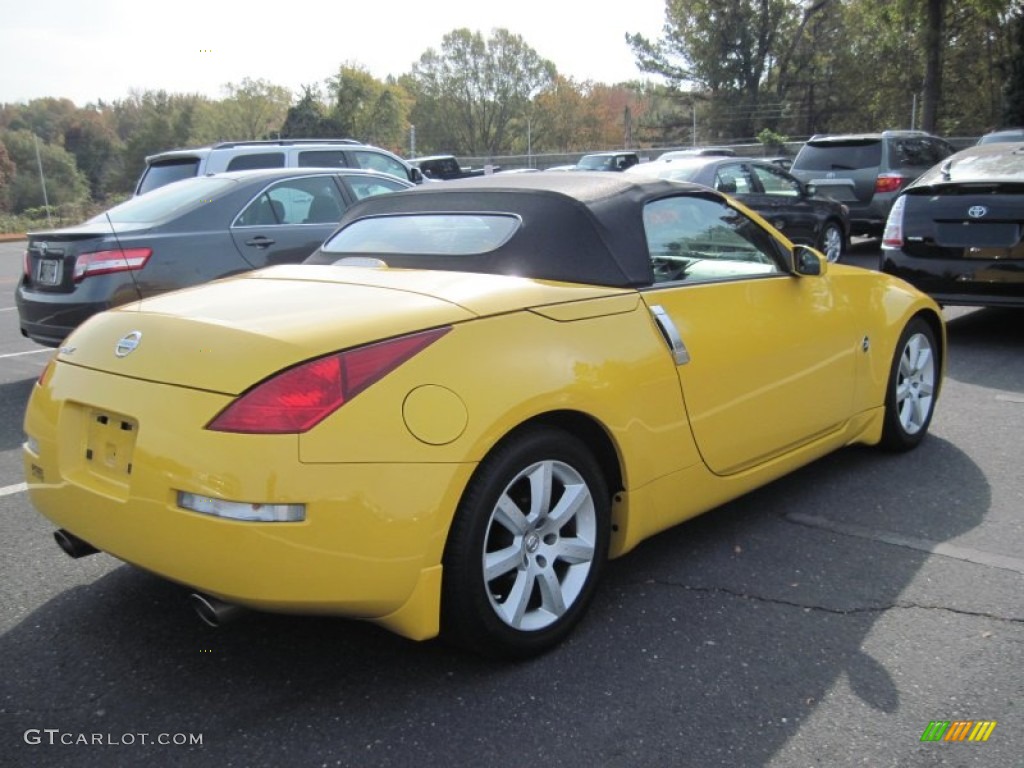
[
  {"left": 178, "top": 492, "right": 306, "bottom": 522},
  {"left": 882, "top": 195, "right": 907, "bottom": 247},
  {"left": 74, "top": 248, "right": 152, "bottom": 281},
  {"left": 206, "top": 327, "right": 451, "bottom": 434}
]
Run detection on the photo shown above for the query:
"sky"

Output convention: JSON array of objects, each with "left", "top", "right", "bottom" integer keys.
[{"left": 0, "top": 0, "right": 668, "bottom": 106}]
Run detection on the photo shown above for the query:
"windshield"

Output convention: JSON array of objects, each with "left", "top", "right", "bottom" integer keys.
[
  {"left": 91, "top": 177, "right": 237, "bottom": 224},
  {"left": 322, "top": 214, "right": 520, "bottom": 256},
  {"left": 576, "top": 155, "right": 618, "bottom": 170}
]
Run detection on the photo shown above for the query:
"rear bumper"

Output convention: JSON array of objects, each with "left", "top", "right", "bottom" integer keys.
[
  {"left": 880, "top": 248, "right": 1024, "bottom": 307},
  {"left": 22, "top": 362, "right": 475, "bottom": 640},
  {"left": 16, "top": 279, "right": 115, "bottom": 347}
]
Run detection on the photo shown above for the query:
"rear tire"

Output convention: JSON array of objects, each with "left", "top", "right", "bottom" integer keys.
[
  {"left": 441, "top": 426, "right": 610, "bottom": 659},
  {"left": 818, "top": 221, "right": 845, "bottom": 263},
  {"left": 880, "top": 317, "right": 939, "bottom": 451}
]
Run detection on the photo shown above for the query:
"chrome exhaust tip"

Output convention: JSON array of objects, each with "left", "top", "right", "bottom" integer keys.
[
  {"left": 54, "top": 529, "right": 99, "bottom": 559},
  {"left": 190, "top": 593, "right": 244, "bottom": 627}
]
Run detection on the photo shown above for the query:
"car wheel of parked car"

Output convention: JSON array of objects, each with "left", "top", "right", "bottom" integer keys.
[
  {"left": 818, "top": 221, "right": 845, "bottom": 263},
  {"left": 442, "top": 426, "right": 610, "bottom": 658},
  {"left": 880, "top": 318, "right": 938, "bottom": 451}
]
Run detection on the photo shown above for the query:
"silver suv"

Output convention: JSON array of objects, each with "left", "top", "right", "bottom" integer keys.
[
  {"left": 135, "top": 139, "right": 424, "bottom": 195},
  {"left": 790, "top": 130, "right": 954, "bottom": 237}
]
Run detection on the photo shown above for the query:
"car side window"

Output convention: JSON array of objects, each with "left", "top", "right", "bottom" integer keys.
[
  {"left": 225, "top": 153, "right": 286, "bottom": 171},
  {"left": 298, "top": 150, "right": 351, "bottom": 168},
  {"left": 343, "top": 175, "right": 409, "bottom": 200},
  {"left": 750, "top": 164, "right": 800, "bottom": 197},
  {"left": 235, "top": 177, "right": 347, "bottom": 227},
  {"left": 350, "top": 150, "right": 409, "bottom": 181},
  {"left": 643, "top": 195, "right": 785, "bottom": 285},
  {"left": 713, "top": 164, "right": 755, "bottom": 195}
]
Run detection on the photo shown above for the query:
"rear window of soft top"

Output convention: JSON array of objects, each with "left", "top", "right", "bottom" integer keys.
[{"left": 322, "top": 214, "right": 520, "bottom": 256}]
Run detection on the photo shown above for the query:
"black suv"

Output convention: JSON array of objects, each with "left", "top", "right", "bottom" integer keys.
[
  {"left": 135, "top": 139, "right": 424, "bottom": 195},
  {"left": 789, "top": 131, "right": 954, "bottom": 237}
]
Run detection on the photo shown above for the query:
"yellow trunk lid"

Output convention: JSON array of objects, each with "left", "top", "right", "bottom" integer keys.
[{"left": 56, "top": 266, "right": 629, "bottom": 394}]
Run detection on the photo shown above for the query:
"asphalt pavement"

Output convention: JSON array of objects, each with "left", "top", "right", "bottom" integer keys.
[{"left": 0, "top": 239, "right": 1021, "bottom": 768}]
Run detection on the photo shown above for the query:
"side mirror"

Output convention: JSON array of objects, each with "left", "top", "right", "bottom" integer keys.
[
  {"left": 794, "top": 244, "right": 826, "bottom": 276},
  {"left": 410, "top": 167, "right": 425, "bottom": 184},
  {"left": 804, "top": 182, "right": 817, "bottom": 197}
]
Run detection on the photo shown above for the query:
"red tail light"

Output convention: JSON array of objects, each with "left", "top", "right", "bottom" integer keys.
[
  {"left": 23, "top": 249, "right": 30, "bottom": 278},
  {"left": 73, "top": 248, "right": 152, "bottom": 281},
  {"left": 207, "top": 327, "right": 451, "bottom": 434},
  {"left": 874, "top": 173, "right": 906, "bottom": 195}
]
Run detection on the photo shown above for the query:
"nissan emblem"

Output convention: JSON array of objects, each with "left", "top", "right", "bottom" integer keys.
[{"left": 115, "top": 331, "right": 143, "bottom": 358}]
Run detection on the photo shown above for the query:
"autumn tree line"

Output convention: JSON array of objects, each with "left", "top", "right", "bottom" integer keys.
[{"left": 1, "top": 0, "right": 1021, "bottom": 224}]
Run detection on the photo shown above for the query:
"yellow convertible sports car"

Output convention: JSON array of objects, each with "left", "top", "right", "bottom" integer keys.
[{"left": 23, "top": 173, "right": 945, "bottom": 658}]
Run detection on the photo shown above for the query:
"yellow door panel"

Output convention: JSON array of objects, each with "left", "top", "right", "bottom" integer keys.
[{"left": 642, "top": 274, "right": 861, "bottom": 474}]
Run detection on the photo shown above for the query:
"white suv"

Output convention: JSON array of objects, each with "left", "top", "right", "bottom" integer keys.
[{"left": 135, "top": 139, "right": 424, "bottom": 195}]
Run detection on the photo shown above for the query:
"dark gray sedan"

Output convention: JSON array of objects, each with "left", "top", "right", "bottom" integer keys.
[
  {"left": 626, "top": 156, "right": 851, "bottom": 262},
  {"left": 16, "top": 168, "right": 413, "bottom": 346}
]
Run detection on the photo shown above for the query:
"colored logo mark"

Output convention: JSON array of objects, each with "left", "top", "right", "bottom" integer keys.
[{"left": 920, "top": 720, "right": 997, "bottom": 742}]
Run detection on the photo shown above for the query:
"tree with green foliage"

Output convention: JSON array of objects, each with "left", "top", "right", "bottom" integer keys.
[
  {"left": 629, "top": 0, "right": 1014, "bottom": 139},
  {"left": 280, "top": 85, "right": 333, "bottom": 138},
  {"left": 216, "top": 77, "right": 292, "bottom": 140},
  {"left": 111, "top": 90, "right": 213, "bottom": 191},
  {"left": 0, "top": 141, "right": 14, "bottom": 212},
  {"left": 408, "top": 28, "right": 556, "bottom": 155},
  {"left": 1, "top": 129, "right": 90, "bottom": 212},
  {"left": 628, "top": 0, "right": 804, "bottom": 139},
  {"left": 1002, "top": 4, "right": 1024, "bottom": 126},
  {"left": 62, "top": 108, "right": 123, "bottom": 199},
  {"left": 0, "top": 97, "right": 79, "bottom": 143},
  {"left": 325, "top": 65, "right": 410, "bottom": 150}
]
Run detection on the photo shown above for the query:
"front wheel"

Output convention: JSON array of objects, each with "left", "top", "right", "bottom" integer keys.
[
  {"left": 880, "top": 317, "right": 939, "bottom": 451},
  {"left": 441, "top": 426, "right": 610, "bottom": 659},
  {"left": 818, "top": 221, "right": 845, "bottom": 263}
]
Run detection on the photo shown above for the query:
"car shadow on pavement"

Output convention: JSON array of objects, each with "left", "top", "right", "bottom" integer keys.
[
  {"left": 0, "top": 433, "right": 993, "bottom": 767},
  {"left": 944, "top": 307, "right": 1024, "bottom": 393},
  {"left": 0, "top": 377, "right": 35, "bottom": 453}
]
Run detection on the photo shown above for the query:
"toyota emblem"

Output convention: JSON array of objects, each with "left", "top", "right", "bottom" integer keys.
[
  {"left": 968, "top": 205, "right": 988, "bottom": 219},
  {"left": 115, "top": 331, "right": 143, "bottom": 358}
]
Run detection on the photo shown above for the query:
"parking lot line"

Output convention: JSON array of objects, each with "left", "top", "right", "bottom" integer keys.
[
  {"left": 786, "top": 512, "right": 1024, "bottom": 575},
  {"left": 0, "top": 348, "right": 50, "bottom": 359},
  {"left": 1, "top": 482, "right": 27, "bottom": 497}
]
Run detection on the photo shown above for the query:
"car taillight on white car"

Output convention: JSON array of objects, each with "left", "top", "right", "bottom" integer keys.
[{"left": 882, "top": 195, "right": 907, "bottom": 248}]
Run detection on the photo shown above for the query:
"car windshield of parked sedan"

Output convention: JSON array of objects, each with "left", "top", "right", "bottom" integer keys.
[
  {"left": 90, "top": 177, "right": 238, "bottom": 225},
  {"left": 321, "top": 214, "right": 520, "bottom": 256}
]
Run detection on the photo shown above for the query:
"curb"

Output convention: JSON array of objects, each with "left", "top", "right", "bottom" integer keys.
[{"left": 0, "top": 234, "right": 26, "bottom": 243}]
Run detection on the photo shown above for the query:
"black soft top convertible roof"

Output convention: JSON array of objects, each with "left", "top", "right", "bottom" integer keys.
[{"left": 308, "top": 172, "right": 716, "bottom": 288}]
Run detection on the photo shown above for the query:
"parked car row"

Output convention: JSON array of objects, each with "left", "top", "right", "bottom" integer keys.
[{"left": 16, "top": 129, "right": 1023, "bottom": 348}]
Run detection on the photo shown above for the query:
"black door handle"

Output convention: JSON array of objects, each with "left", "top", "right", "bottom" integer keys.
[{"left": 245, "top": 236, "right": 275, "bottom": 248}]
